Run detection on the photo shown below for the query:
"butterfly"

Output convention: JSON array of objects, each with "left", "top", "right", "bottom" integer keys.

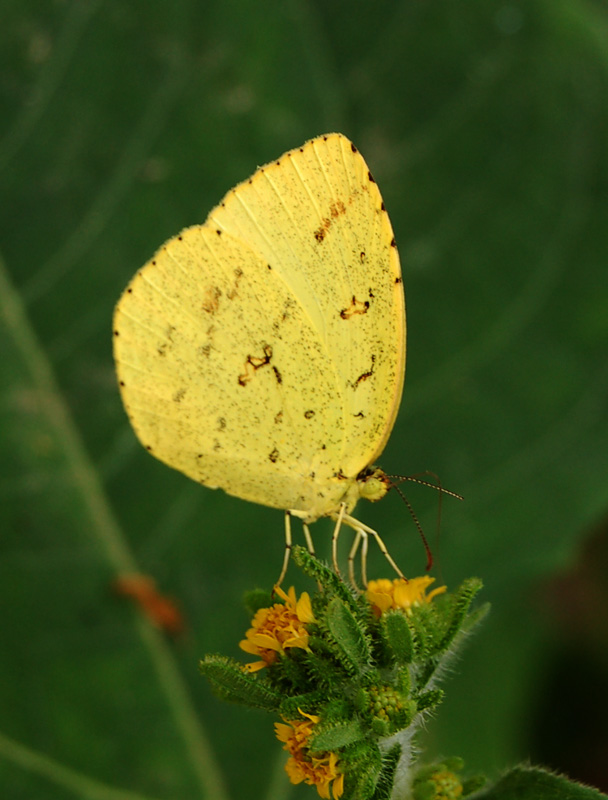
[{"left": 113, "top": 133, "right": 405, "bottom": 584}]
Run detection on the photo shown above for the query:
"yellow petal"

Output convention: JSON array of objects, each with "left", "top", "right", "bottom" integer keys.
[
  {"left": 427, "top": 585, "right": 447, "bottom": 602},
  {"left": 284, "top": 634, "right": 309, "bottom": 650},
  {"left": 274, "top": 585, "right": 290, "bottom": 605},
  {"left": 249, "top": 632, "right": 283, "bottom": 651},
  {"left": 394, "top": 576, "right": 431, "bottom": 607},
  {"left": 297, "top": 708, "right": 321, "bottom": 724},
  {"left": 296, "top": 591, "right": 316, "bottom": 623},
  {"left": 243, "top": 660, "right": 267, "bottom": 673},
  {"left": 285, "top": 586, "right": 298, "bottom": 607},
  {"left": 367, "top": 578, "right": 394, "bottom": 594},
  {"left": 274, "top": 722, "right": 293, "bottom": 743},
  {"left": 285, "top": 758, "right": 305, "bottom": 785},
  {"left": 333, "top": 772, "right": 345, "bottom": 798},
  {"left": 317, "top": 781, "right": 331, "bottom": 799},
  {"left": 239, "top": 638, "right": 261, "bottom": 655},
  {"left": 367, "top": 590, "right": 393, "bottom": 612}
]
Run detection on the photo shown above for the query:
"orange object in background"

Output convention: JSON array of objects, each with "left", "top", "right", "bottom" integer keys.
[{"left": 114, "top": 574, "right": 184, "bottom": 636}]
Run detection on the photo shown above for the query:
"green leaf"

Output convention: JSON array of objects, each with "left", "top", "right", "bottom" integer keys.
[
  {"left": 475, "top": 765, "right": 608, "bottom": 799},
  {"left": 293, "top": 545, "right": 361, "bottom": 615},
  {"left": 436, "top": 578, "right": 484, "bottom": 653},
  {"left": 325, "top": 597, "right": 373, "bottom": 675},
  {"left": 309, "top": 719, "right": 365, "bottom": 752},
  {"left": 382, "top": 610, "right": 414, "bottom": 664},
  {"left": 415, "top": 690, "right": 444, "bottom": 714},
  {"left": 199, "top": 656, "right": 282, "bottom": 711},
  {"left": 344, "top": 741, "right": 384, "bottom": 800},
  {"left": 276, "top": 693, "right": 328, "bottom": 723},
  {"left": 371, "top": 743, "right": 402, "bottom": 800}
]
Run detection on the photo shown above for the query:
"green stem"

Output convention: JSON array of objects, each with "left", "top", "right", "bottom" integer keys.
[
  {"left": 0, "top": 731, "right": 159, "bottom": 800},
  {"left": 0, "top": 257, "right": 230, "bottom": 800}
]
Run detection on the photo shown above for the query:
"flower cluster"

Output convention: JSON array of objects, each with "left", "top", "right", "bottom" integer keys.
[
  {"left": 200, "top": 547, "right": 485, "bottom": 800},
  {"left": 275, "top": 710, "right": 344, "bottom": 799},
  {"left": 366, "top": 576, "right": 447, "bottom": 617},
  {"left": 411, "top": 758, "right": 486, "bottom": 800},
  {"left": 240, "top": 585, "right": 315, "bottom": 671}
]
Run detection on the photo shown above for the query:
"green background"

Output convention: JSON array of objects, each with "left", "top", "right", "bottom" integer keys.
[{"left": 2, "top": 1, "right": 608, "bottom": 798}]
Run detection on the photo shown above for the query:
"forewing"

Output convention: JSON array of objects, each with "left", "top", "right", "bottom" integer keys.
[{"left": 207, "top": 133, "right": 406, "bottom": 476}]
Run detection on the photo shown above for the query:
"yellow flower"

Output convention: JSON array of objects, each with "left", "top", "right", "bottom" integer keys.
[
  {"left": 275, "top": 710, "right": 344, "bottom": 799},
  {"left": 239, "top": 586, "right": 316, "bottom": 672},
  {"left": 366, "top": 576, "right": 446, "bottom": 617}
]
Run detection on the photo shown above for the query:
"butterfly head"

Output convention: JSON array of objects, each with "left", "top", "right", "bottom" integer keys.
[{"left": 357, "top": 467, "right": 391, "bottom": 504}]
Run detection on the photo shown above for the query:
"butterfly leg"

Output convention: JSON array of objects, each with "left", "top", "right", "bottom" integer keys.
[
  {"left": 347, "top": 528, "right": 371, "bottom": 588},
  {"left": 331, "top": 503, "right": 346, "bottom": 576},
  {"left": 347, "top": 530, "right": 362, "bottom": 588},
  {"left": 275, "top": 511, "right": 293, "bottom": 589},
  {"left": 302, "top": 523, "right": 316, "bottom": 557},
  {"left": 282, "top": 512, "right": 319, "bottom": 586},
  {"left": 360, "top": 530, "right": 370, "bottom": 587},
  {"left": 342, "top": 514, "right": 405, "bottom": 581},
  {"left": 302, "top": 522, "right": 324, "bottom": 591}
]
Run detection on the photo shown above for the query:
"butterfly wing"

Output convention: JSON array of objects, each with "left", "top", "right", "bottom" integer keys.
[
  {"left": 208, "top": 133, "right": 406, "bottom": 478},
  {"left": 113, "top": 134, "right": 405, "bottom": 519}
]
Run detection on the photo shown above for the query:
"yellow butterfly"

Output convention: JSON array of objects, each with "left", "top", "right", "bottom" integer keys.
[{"left": 113, "top": 133, "right": 405, "bottom": 584}]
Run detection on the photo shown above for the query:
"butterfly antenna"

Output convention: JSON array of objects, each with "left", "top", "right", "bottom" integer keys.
[
  {"left": 387, "top": 471, "right": 463, "bottom": 502},
  {"left": 388, "top": 482, "right": 434, "bottom": 571},
  {"left": 385, "top": 472, "right": 463, "bottom": 572}
]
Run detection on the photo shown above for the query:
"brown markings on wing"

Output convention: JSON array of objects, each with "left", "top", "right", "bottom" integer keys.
[
  {"left": 311, "top": 172, "right": 377, "bottom": 245},
  {"left": 226, "top": 267, "right": 244, "bottom": 300},
  {"left": 354, "top": 355, "right": 376, "bottom": 388},
  {"left": 202, "top": 286, "right": 222, "bottom": 314},
  {"left": 313, "top": 198, "right": 348, "bottom": 243},
  {"left": 238, "top": 344, "right": 273, "bottom": 386},
  {"left": 340, "top": 295, "right": 370, "bottom": 319},
  {"left": 157, "top": 324, "right": 176, "bottom": 357},
  {"left": 314, "top": 218, "right": 330, "bottom": 242},
  {"left": 202, "top": 268, "right": 243, "bottom": 313}
]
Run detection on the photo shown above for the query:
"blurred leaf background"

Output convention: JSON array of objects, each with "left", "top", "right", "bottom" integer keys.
[{"left": 1, "top": 0, "right": 608, "bottom": 798}]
